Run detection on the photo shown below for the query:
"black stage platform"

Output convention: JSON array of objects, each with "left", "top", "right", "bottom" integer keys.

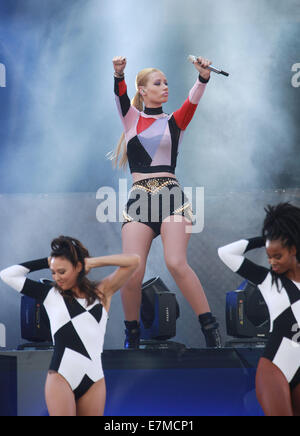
[
  {"left": 0, "top": 346, "right": 264, "bottom": 416},
  {"left": 0, "top": 355, "right": 17, "bottom": 416}
]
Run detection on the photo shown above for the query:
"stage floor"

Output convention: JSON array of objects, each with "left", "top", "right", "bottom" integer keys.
[{"left": 0, "top": 346, "right": 265, "bottom": 416}]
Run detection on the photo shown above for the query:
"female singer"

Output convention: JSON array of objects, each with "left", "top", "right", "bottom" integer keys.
[
  {"left": 111, "top": 55, "right": 222, "bottom": 349},
  {"left": 0, "top": 236, "right": 140, "bottom": 416},
  {"left": 218, "top": 203, "right": 300, "bottom": 416}
]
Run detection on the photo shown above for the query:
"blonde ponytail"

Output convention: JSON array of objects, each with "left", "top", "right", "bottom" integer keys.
[
  {"left": 108, "top": 68, "right": 161, "bottom": 170},
  {"left": 131, "top": 90, "right": 144, "bottom": 112}
]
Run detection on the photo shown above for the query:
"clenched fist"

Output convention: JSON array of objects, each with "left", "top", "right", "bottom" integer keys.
[{"left": 113, "top": 56, "right": 127, "bottom": 76}]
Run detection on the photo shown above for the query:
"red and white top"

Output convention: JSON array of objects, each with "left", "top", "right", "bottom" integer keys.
[{"left": 114, "top": 74, "right": 209, "bottom": 174}]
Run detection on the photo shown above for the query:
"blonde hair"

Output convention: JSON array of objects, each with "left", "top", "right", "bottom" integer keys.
[{"left": 108, "top": 68, "right": 161, "bottom": 170}]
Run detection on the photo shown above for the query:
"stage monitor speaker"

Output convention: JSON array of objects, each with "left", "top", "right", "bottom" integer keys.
[
  {"left": 140, "top": 277, "right": 180, "bottom": 341},
  {"left": 226, "top": 280, "right": 270, "bottom": 339},
  {"left": 20, "top": 279, "right": 52, "bottom": 343}
]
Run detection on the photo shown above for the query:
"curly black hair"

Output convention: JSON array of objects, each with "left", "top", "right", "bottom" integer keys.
[
  {"left": 263, "top": 203, "right": 300, "bottom": 261},
  {"left": 262, "top": 202, "right": 300, "bottom": 291}
]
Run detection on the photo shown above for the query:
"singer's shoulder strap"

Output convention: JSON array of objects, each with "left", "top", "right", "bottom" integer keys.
[{"left": 173, "top": 76, "right": 207, "bottom": 131}]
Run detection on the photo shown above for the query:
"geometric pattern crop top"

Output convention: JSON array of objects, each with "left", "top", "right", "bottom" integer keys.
[{"left": 114, "top": 75, "right": 209, "bottom": 174}]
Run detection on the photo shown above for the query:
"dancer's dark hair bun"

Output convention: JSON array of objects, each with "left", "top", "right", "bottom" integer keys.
[
  {"left": 50, "top": 236, "right": 99, "bottom": 306},
  {"left": 51, "top": 236, "right": 90, "bottom": 268}
]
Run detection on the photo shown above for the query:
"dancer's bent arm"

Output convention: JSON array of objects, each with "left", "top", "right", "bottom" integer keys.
[
  {"left": 0, "top": 258, "right": 52, "bottom": 301},
  {"left": 85, "top": 254, "right": 140, "bottom": 310},
  {"left": 218, "top": 237, "right": 269, "bottom": 285}
]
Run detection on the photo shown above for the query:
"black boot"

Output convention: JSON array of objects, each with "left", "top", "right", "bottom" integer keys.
[
  {"left": 199, "top": 313, "right": 222, "bottom": 348},
  {"left": 124, "top": 321, "right": 140, "bottom": 349}
]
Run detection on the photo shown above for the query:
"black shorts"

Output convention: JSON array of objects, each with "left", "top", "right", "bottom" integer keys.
[{"left": 122, "top": 177, "right": 194, "bottom": 237}]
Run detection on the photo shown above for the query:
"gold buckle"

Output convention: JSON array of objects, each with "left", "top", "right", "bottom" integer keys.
[{"left": 146, "top": 179, "right": 160, "bottom": 190}]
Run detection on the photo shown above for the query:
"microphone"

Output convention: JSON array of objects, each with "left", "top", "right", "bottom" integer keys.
[{"left": 188, "top": 55, "right": 229, "bottom": 77}]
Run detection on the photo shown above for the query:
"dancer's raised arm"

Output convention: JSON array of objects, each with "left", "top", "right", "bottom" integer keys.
[
  {"left": 0, "top": 258, "right": 52, "bottom": 301},
  {"left": 218, "top": 237, "right": 269, "bottom": 285},
  {"left": 85, "top": 253, "right": 140, "bottom": 309}
]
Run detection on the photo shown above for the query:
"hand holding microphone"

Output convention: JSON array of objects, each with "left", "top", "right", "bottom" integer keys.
[{"left": 188, "top": 55, "right": 229, "bottom": 77}]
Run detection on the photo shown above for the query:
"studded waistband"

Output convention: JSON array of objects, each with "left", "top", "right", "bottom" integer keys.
[{"left": 131, "top": 177, "right": 180, "bottom": 194}]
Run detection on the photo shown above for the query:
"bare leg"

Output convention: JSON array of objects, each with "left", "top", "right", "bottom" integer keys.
[
  {"left": 76, "top": 378, "right": 106, "bottom": 417},
  {"left": 45, "top": 372, "right": 76, "bottom": 416},
  {"left": 160, "top": 216, "right": 210, "bottom": 315},
  {"left": 121, "top": 222, "right": 156, "bottom": 321},
  {"left": 256, "top": 358, "right": 294, "bottom": 416},
  {"left": 292, "top": 383, "right": 300, "bottom": 416}
]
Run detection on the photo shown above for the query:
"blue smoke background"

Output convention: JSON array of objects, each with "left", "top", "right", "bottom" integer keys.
[
  {"left": 0, "top": 0, "right": 299, "bottom": 194},
  {"left": 0, "top": 0, "right": 300, "bottom": 354}
]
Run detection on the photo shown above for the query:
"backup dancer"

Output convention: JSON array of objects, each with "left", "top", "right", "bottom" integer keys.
[
  {"left": 0, "top": 236, "right": 140, "bottom": 416},
  {"left": 218, "top": 203, "right": 300, "bottom": 416},
  {"left": 111, "top": 55, "right": 222, "bottom": 349}
]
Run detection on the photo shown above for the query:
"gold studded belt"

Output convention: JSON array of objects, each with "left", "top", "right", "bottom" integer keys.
[{"left": 130, "top": 177, "right": 180, "bottom": 194}]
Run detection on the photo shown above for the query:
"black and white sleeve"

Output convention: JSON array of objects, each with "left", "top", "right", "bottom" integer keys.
[
  {"left": 0, "top": 258, "right": 52, "bottom": 302},
  {"left": 218, "top": 237, "right": 270, "bottom": 285}
]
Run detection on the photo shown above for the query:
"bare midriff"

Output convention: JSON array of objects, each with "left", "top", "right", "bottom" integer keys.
[{"left": 132, "top": 172, "right": 176, "bottom": 183}]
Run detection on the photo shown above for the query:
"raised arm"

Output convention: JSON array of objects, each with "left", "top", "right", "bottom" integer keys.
[
  {"left": 113, "top": 56, "right": 139, "bottom": 132},
  {"left": 85, "top": 254, "right": 140, "bottom": 311},
  {"left": 0, "top": 258, "right": 52, "bottom": 302},
  {"left": 173, "top": 56, "right": 211, "bottom": 131},
  {"left": 218, "top": 237, "right": 270, "bottom": 285}
]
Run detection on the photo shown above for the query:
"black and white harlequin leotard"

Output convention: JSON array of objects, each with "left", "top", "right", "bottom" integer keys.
[
  {"left": 218, "top": 237, "right": 300, "bottom": 390},
  {"left": 0, "top": 258, "right": 108, "bottom": 400}
]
